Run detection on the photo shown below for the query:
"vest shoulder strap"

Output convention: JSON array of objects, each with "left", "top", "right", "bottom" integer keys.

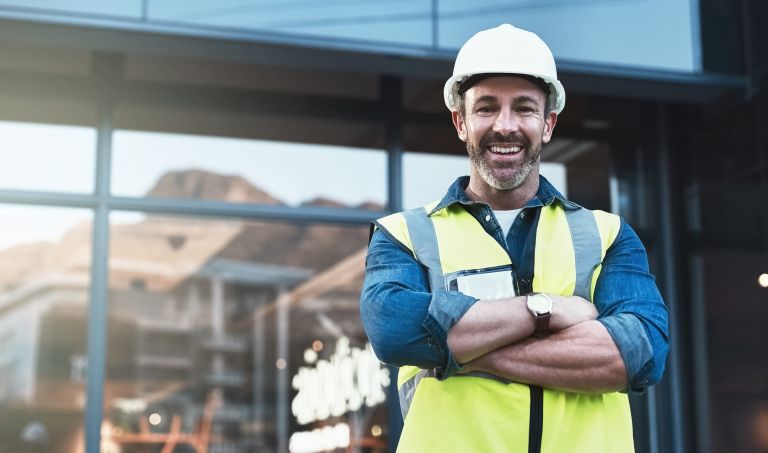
[
  {"left": 375, "top": 202, "right": 444, "bottom": 291},
  {"left": 402, "top": 206, "right": 444, "bottom": 292},
  {"left": 373, "top": 211, "right": 415, "bottom": 255},
  {"left": 536, "top": 204, "right": 621, "bottom": 301},
  {"left": 592, "top": 209, "right": 622, "bottom": 255}
]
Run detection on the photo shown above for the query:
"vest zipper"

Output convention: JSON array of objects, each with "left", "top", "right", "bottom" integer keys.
[{"left": 528, "top": 385, "right": 544, "bottom": 453}]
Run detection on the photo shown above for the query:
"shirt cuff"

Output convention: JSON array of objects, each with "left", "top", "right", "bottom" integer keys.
[
  {"left": 598, "top": 313, "right": 655, "bottom": 393},
  {"left": 422, "top": 289, "right": 479, "bottom": 379}
]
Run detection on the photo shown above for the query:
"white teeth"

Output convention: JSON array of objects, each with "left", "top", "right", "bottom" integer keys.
[{"left": 490, "top": 146, "right": 521, "bottom": 154}]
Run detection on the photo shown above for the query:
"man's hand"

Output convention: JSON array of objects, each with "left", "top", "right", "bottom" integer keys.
[{"left": 549, "top": 294, "right": 598, "bottom": 331}]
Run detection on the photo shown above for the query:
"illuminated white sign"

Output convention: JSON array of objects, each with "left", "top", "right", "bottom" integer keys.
[
  {"left": 291, "top": 337, "right": 389, "bottom": 425},
  {"left": 289, "top": 422, "right": 350, "bottom": 453}
]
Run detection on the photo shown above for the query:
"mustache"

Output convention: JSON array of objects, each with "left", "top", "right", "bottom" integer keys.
[{"left": 479, "top": 132, "right": 530, "bottom": 148}]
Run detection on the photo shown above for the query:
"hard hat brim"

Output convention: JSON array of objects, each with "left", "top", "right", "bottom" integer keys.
[{"left": 444, "top": 72, "right": 565, "bottom": 114}]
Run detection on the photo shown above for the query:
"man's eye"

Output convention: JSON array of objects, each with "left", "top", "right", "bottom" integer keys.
[{"left": 476, "top": 106, "right": 495, "bottom": 113}]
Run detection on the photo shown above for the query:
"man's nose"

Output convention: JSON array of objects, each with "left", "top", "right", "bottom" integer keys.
[{"left": 493, "top": 108, "right": 520, "bottom": 135}]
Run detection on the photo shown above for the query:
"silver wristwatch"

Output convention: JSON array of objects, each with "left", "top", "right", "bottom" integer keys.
[{"left": 526, "top": 293, "right": 552, "bottom": 337}]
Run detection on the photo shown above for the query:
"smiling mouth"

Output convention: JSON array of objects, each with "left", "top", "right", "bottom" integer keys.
[{"left": 488, "top": 145, "right": 523, "bottom": 155}]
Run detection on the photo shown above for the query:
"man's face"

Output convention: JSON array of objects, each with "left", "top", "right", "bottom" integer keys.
[{"left": 452, "top": 76, "right": 557, "bottom": 191}]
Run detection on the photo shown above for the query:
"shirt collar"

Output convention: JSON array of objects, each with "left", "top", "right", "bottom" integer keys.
[{"left": 427, "top": 174, "right": 580, "bottom": 216}]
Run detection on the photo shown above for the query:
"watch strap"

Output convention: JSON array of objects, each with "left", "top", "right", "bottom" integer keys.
[{"left": 532, "top": 311, "right": 551, "bottom": 337}]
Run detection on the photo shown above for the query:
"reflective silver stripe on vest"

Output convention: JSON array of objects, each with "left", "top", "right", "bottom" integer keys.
[
  {"left": 563, "top": 208, "right": 602, "bottom": 301},
  {"left": 398, "top": 369, "right": 431, "bottom": 420},
  {"left": 402, "top": 207, "right": 445, "bottom": 292}
]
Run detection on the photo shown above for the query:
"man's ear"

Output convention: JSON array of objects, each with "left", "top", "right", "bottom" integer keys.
[
  {"left": 452, "top": 110, "right": 468, "bottom": 142},
  {"left": 542, "top": 111, "right": 558, "bottom": 144}
]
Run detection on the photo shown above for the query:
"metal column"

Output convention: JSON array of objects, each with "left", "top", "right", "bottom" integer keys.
[
  {"left": 83, "top": 102, "right": 112, "bottom": 453},
  {"left": 655, "top": 103, "right": 687, "bottom": 453},
  {"left": 382, "top": 76, "right": 403, "bottom": 214},
  {"left": 380, "top": 75, "right": 405, "bottom": 452},
  {"left": 276, "top": 287, "right": 290, "bottom": 453}
]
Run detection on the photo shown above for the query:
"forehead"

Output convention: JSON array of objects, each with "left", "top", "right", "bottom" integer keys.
[{"left": 465, "top": 76, "right": 547, "bottom": 105}]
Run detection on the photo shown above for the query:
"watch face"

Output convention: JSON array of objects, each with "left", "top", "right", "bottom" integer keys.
[{"left": 528, "top": 294, "right": 552, "bottom": 314}]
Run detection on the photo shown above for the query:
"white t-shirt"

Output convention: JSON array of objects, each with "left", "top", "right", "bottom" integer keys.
[{"left": 493, "top": 209, "right": 522, "bottom": 237}]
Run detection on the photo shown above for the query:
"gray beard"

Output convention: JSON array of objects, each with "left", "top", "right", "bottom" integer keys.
[{"left": 467, "top": 142, "right": 541, "bottom": 190}]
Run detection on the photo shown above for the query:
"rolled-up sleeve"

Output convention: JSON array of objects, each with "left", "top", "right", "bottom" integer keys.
[
  {"left": 360, "top": 229, "right": 478, "bottom": 378},
  {"left": 594, "top": 221, "right": 670, "bottom": 393}
]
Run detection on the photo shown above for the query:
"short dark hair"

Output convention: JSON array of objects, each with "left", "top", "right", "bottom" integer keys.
[{"left": 457, "top": 73, "right": 552, "bottom": 117}]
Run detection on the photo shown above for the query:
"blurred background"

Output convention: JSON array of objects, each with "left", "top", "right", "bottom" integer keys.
[{"left": 0, "top": 1, "right": 766, "bottom": 452}]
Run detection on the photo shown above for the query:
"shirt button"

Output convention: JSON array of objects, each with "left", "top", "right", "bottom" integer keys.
[
  {"left": 485, "top": 215, "right": 491, "bottom": 221},
  {"left": 520, "top": 211, "right": 526, "bottom": 219}
]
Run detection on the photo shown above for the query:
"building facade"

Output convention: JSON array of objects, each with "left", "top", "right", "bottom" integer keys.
[{"left": 0, "top": 1, "right": 766, "bottom": 452}]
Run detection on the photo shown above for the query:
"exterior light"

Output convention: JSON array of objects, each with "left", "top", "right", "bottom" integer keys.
[
  {"left": 759, "top": 273, "right": 768, "bottom": 288},
  {"left": 289, "top": 423, "right": 349, "bottom": 452},
  {"left": 304, "top": 348, "right": 318, "bottom": 364},
  {"left": 276, "top": 358, "right": 287, "bottom": 369},
  {"left": 148, "top": 413, "right": 162, "bottom": 426},
  {"left": 291, "top": 339, "right": 390, "bottom": 425}
]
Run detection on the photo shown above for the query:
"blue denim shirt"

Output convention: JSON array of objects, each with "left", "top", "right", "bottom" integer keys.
[{"left": 360, "top": 175, "right": 669, "bottom": 393}]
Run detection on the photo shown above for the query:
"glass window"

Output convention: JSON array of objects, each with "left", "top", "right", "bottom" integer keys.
[
  {"left": 152, "top": 0, "right": 694, "bottom": 72},
  {"left": 0, "top": 0, "right": 141, "bottom": 18},
  {"left": 403, "top": 152, "right": 469, "bottom": 209},
  {"left": 0, "top": 204, "right": 92, "bottom": 452},
  {"left": 104, "top": 212, "right": 387, "bottom": 451},
  {"left": 148, "top": 0, "right": 432, "bottom": 48},
  {"left": 542, "top": 138, "right": 616, "bottom": 211},
  {"left": 112, "top": 129, "right": 387, "bottom": 210},
  {"left": 437, "top": 0, "right": 698, "bottom": 72},
  {"left": 0, "top": 121, "right": 95, "bottom": 194},
  {"left": 696, "top": 250, "right": 768, "bottom": 453},
  {"left": 0, "top": 0, "right": 699, "bottom": 73}
]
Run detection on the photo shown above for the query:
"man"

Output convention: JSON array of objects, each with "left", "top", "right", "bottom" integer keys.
[{"left": 360, "top": 24, "right": 669, "bottom": 452}]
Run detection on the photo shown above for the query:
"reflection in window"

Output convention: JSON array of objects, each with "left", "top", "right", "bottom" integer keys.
[
  {"left": 149, "top": 0, "right": 432, "bottom": 47},
  {"left": 112, "top": 130, "right": 387, "bottom": 210},
  {"left": 0, "top": 205, "right": 92, "bottom": 452},
  {"left": 697, "top": 250, "right": 768, "bottom": 452},
  {"left": 0, "top": 0, "right": 696, "bottom": 72},
  {"left": 403, "top": 152, "right": 469, "bottom": 209},
  {"left": 104, "top": 208, "right": 386, "bottom": 451},
  {"left": 437, "top": 0, "right": 697, "bottom": 72},
  {"left": 0, "top": 121, "right": 95, "bottom": 193},
  {"left": 0, "top": 0, "right": 141, "bottom": 18}
]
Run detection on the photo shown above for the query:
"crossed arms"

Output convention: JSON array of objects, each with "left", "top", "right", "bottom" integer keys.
[
  {"left": 448, "top": 294, "right": 627, "bottom": 393},
  {"left": 360, "top": 221, "right": 669, "bottom": 394}
]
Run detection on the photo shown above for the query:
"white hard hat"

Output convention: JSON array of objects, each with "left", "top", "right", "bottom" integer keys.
[{"left": 444, "top": 24, "right": 566, "bottom": 114}]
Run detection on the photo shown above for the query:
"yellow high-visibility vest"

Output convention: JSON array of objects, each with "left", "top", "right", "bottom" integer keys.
[{"left": 375, "top": 199, "right": 633, "bottom": 453}]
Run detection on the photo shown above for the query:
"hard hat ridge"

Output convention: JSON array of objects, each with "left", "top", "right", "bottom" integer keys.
[{"left": 444, "top": 24, "right": 566, "bottom": 114}]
